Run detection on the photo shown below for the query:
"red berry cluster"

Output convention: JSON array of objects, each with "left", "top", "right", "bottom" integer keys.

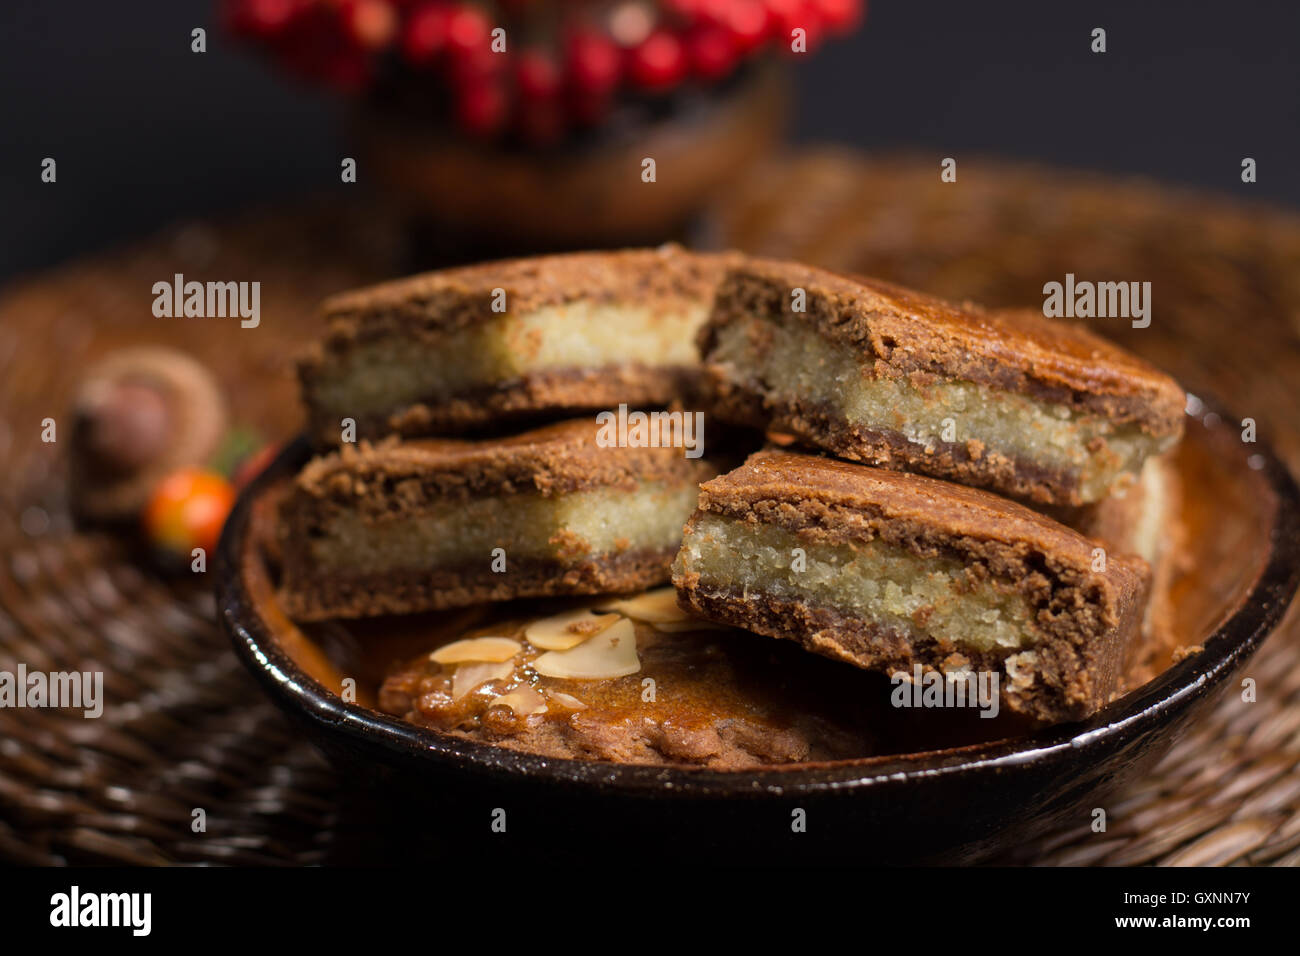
[{"left": 224, "top": 0, "right": 864, "bottom": 142}]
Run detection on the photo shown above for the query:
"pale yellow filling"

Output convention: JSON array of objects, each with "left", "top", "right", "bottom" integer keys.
[
  {"left": 315, "top": 302, "right": 708, "bottom": 418},
  {"left": 1127, "top": 457, "right": 1169, "bottom": 567},
  {"left": 675, "top": 514, "right": 1037, "bottom": 653},
  {"left": 310, "top": 482, "right": 701, "bottom": 574},
  {"left": 712, "top": 318, "right": 1167, "bottom": 501}
]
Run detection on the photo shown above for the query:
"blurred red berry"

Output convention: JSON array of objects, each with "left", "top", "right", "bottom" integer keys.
[
  {"left": 340, "top": 0, "right": 397, "bottom": 50},
  {"left": 765, "top": 0, "right": 822, "bottom": 51},
  {"left": 445, "top": 4, "right": 492, "bottom": 58},
  {"left": 226, "top": 0, "right": 859, "bottom": 121},
  {"left": 627, "top": 30, "right": 687, "bottom": 91},
  {"left": 720, "top": 0, "right": 769, "bottom": 54},
  {"left": 402, "top": 2, "right": 453, "bottom": 63},
  {"left": 515, "top": 49, "right": 562, "bottom": 101},
  {"left": 566, "top": 30, "right": 621, "bottom": 96},
  {"left": 812, "top": 0, "right": 862, "bottom": 33},
  {"left": 687, "top": 25, "right": 738, "bottom": 81},
  {"left": 759, "top": 0, "right": 811, "bottom": 48},
  {"left": 694, "top": 0, "right": 730, "bottom": 27}
]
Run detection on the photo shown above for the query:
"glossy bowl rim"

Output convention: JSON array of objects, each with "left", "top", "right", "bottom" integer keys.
[{"left": 217, "top": 403, "right": 1300, "bottom": 799}]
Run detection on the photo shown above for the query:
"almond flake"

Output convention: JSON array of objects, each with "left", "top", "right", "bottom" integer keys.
[
  {"left": 430, "top": 637, "right": 522, "bottom": 665},
  {"left": 452, "top": 660, "right": 514, "bottom": 699},
  {"left": 491, "top": 686, "right": 548, "bottom": 716},
  {"left": 525, "top": 609, "right": 620, "bottom": 651},
  {"left": 594, "top": 587, "right": 687, "bottom": 624},
  {"left": 533, "top": 617, "right": 641, "bottom": 680}
]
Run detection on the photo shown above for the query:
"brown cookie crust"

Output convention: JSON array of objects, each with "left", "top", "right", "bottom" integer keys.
[
  {"left": 281, "top": 548, "right": 677, "bottom": 621},
  {"left": 700, "top": 259, "right": 1186, "bottom": 436},
  {"left": 315, "top": 245, "right": 733, "bottom": 343},
  {"left": 305, "top": 363, "right": 700, "bottom": 445},
  {"left": 675, "top": 584, "right": 1131, "bottom": 725},
  {"left": 290, "top": 417, "right": 712, "bottom": 523}
]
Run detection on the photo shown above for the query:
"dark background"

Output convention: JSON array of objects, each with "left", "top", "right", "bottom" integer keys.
[{"left": 2, "top": 0, "right": 1297, "bottom": 283}]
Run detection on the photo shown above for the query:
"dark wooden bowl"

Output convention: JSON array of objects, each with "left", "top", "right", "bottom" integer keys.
[
  {"left": 351, "top": 62, "right": 788, "bottom": 257},
  {"left": 217, "top": 400, "right": 1300, "bottom": 864}
]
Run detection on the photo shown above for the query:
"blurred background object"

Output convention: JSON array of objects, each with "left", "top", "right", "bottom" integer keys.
[
  {"left": 2, "top": 0, "right": 1297, "bottom": 278},
  {"left": 221, "top": 0, "right": 853, "bottom": 251}
]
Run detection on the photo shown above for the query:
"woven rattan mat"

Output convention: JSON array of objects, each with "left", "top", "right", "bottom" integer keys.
[{"left": 2, "top": 150, "right": 1299, "bottom": 865}]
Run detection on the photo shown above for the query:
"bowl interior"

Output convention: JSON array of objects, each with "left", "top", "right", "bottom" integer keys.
[{"left": 219, "top": 400, "right": 1300, "bottom": 796}]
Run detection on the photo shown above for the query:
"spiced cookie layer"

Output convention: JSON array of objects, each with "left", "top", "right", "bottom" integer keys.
[
  {"left": 671, "top": 450, "right": 1151, "bottom": 724},
  {"left": 278, "top": 419, "right": 715, "bottom": 620},
  {"left": 301, "top": 245, "right": 730, "bottom": 444},
  {"left": 698, "top": 261, "right": 1186, "bottom": 505}
]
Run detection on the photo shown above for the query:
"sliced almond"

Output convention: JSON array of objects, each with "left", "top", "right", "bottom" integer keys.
[
  {"left": 524, "top": 609, "right": 620, "bottom": 651},
  {"left": 546, "top": 691, "right": 587, "bottom": 710},
  {"left": 533, "top": 617, "right": 640, "bottom": 680},
  {"left": 431, "top": 636, "right": 522, "bottom": 665},
  {"left": 491, "top": 686, "right": 548, "bottom": 717},
  {"left": 594, "top": 587, "right": 687, "bottom": 624},
  {"left": 452, "top": 660, "right": 514, "bottom": 699}
]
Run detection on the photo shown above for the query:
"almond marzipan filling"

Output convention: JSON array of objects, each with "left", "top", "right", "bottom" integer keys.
[
  {"left": 711, "top": 318, "right": 1172, "bottom": 502},
  {"left": 675, "top": 513, "right": 1039, "bottom": 654},
  {"left": 308, "top": 482, "right": 702, "bottom": 574},
  {"left": 314, "top": 301, "right": 708, "bottom": 418}
]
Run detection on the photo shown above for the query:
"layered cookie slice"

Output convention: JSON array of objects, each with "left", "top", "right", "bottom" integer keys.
[
  {"left": 301, "top": 245, "right": 729, "bottom": 444},
  {"left": 278, "top": 419, "right": 715, "bottom": 620},
  {"left": 671, "top": 450, "right": 1151, "bottom": 723},
  {"left": 699, "top": 262, "right": 1186, "bottom": 505}
]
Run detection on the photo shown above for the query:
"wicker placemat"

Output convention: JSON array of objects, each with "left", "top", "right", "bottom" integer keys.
[{"left": 2, "top": 150, "right": 1298, "bottom": 865}]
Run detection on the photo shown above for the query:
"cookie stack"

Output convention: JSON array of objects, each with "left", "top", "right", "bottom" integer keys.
[
  {"left": 674, "top": 258, "right": 1187, "bottom": 722},
  {"left": 278, "top": 245, "right": 727, "bottom": 619},
  {"left": 276, "top": 246, "right": 1186, "bottom": 728}
]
